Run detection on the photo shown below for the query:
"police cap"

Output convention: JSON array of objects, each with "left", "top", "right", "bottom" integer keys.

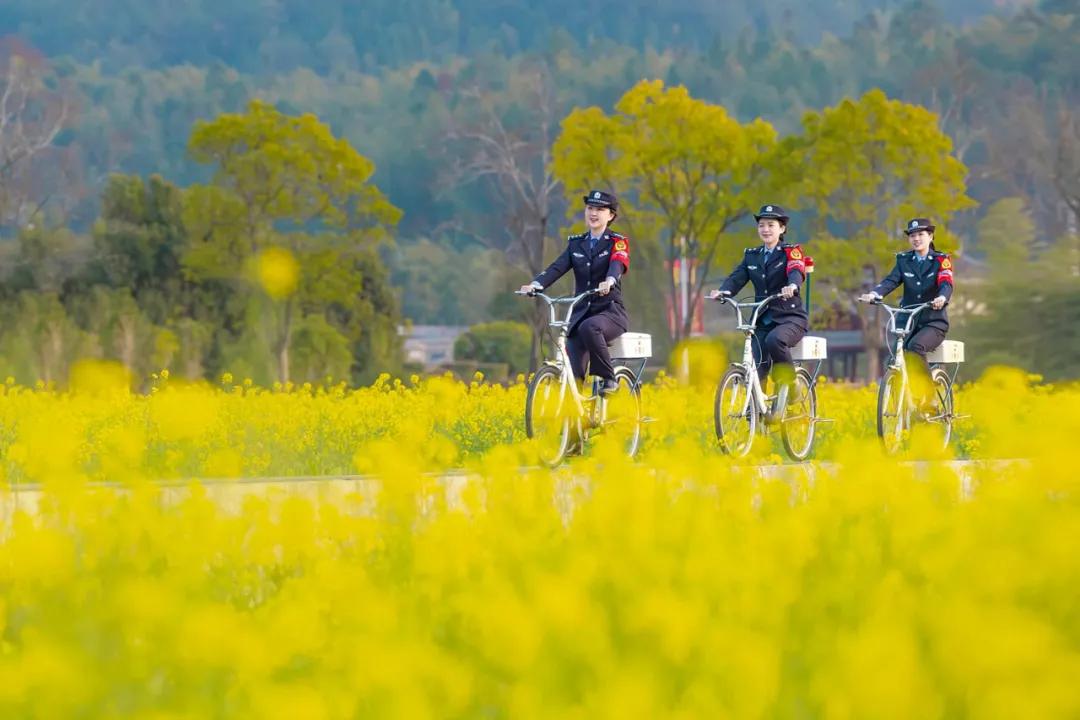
[
  {"left": 904, "top": 218, "right": 936, "bottom": 235},
  {"left": 583, "top": 190, "right": 618, "bottom": 211},
  {"left": 753, "top": 204, "right": 789, "bottom": 222}
]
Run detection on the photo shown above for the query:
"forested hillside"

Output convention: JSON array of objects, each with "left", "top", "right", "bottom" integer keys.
[
  {"left": 0, "top": 0, "right": 1076, "bottom": 384},
  {"left": 1, "top": 0, "right": 1018, "bottom": 70}
]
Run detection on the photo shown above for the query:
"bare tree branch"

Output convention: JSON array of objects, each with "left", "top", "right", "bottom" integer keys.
[{"left": 0, "top": 47, "right": 72, "bottom": 229}]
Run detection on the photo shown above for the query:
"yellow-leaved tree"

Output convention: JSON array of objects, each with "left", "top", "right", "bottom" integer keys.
[
  {"left": 789, "top": 89, "right": 975, "bottom": 381},
  {"left": 552, "top": 80, "right": 788, "bottom": 347},
  {"left": 182, "top": 100, "right": 401, "bottom": 382}
]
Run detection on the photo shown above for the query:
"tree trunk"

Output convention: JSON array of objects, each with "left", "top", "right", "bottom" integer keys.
[
  {"left": 44, "top": 322, "right": 63, "bottom": 385},
  {"left": 119, "top": 316, "right": 137, "bottom": 371},
  {"left": 276, "top": 298, "right": 295, "bottom": 383},
  {"left": 858, "top": 304, "right": 883, "bottom": 384}
]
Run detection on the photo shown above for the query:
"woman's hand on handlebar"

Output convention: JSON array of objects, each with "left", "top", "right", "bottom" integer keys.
[
  {"left": 858, "top": 292, "right": 880, "bottom": 303},
  {"left": 930, "top": 295, "right": 947, "bottom": 310},
  {"left": 706, "top": 289, "right": 730, "bottom": 301},
  {"left": 518, "top": 282, "right": 541, "bottom": 295},
  {"left": 779, "top": 283, "right": 798, "bottom": 299}
]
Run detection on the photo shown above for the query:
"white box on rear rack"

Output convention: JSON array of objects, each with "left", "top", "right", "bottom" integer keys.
[
  {"left": 926, "top": 340, "right": 964, "bottom": 363},
  {"left": 608, "top": 332, "right": 652, "bottom": 359},
  {"left": 791, "top": 335, "right": 827, "bottom": 361}
]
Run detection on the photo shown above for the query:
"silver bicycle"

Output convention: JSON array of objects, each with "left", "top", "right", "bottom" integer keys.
[
  {"left": 517, "top": 289, "right": 648, "bottom": 466},
  {"left": 860, "top": 298, "right": 961, "bottom": 454},
  {"left": 710, "top": 294, "right": 826, "bottom": 460}
]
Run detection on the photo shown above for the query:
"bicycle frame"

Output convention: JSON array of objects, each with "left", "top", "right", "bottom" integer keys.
[
  {"left": 516, "top": 289, "right": 599, "bottom": 417},
  {"left": 864, "top": 299, "right": 939, "bottom": 441},
  {"left": 710, "top": 294, "right": 782, "bottom": 417}
]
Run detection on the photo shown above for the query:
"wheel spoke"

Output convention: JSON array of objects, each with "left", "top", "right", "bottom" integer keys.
[{"left": 716, "top": 369, "right": 755, "bottom": 456}]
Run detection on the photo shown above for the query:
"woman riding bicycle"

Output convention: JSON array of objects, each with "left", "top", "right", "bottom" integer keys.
[
  {"left": 519, "top": 190, "right": 630, "bottom": 395},
  {"left": 707, "top": 204, "right": 808, "bottom": 420},
  {"left": 859, "top": 217, "right": 954, "bottom": 377}
]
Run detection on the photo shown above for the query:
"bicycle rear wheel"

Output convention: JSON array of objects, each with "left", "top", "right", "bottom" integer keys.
[
  {"left": 877, "top": 367, "right": 906, "bottom": 454},
  {"left": 595, "top": 366, "right": 643, "bottom": 459},
  {"left": 781, "top": 367, "right": 817, "bottom": 461},
  {"left": 928, "top": 367, "right": 954, "bottom": 449},
  {"left": 525, "top": 365, "right": 572, "bottom": 466},
  {"left": 715, "top": 366, "right": 756, "bottom": 457}
]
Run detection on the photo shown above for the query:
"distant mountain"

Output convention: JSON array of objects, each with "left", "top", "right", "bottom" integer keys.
[{"left": 0, "top": 0, "right": 1020, "bottom": 72}]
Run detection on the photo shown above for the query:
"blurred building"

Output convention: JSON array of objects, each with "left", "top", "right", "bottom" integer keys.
[{"left": 400, "top": 325, "right": 468, "bottom": 368}]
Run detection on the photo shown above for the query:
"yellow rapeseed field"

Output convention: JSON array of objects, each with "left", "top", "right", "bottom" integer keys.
[{"left": 0, "top": 362, "right": 1078, "bottom": 718}]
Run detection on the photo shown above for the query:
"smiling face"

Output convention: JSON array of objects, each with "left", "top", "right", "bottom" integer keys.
[
  {"left": 585, "top": 203, "right": 615, "bottom": 233},
  {"left": 757, "top": 218, "right": 785, "bottom": 247},
  {"left": 908, "top": 229, "right": 933, "bottom": 255}
]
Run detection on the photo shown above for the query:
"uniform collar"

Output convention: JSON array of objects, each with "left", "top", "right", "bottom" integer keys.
[{"left": 584, "top": 228, "right": 612, "bottom": 244}]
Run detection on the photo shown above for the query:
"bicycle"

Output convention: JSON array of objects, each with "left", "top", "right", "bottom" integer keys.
[
  {"left": 859, "top": 298, "right": 964, "bottom": 454},
  {"left": 517, "top": 289, "right": 650, "bottom": 466},
  {"left": 710, "top": 294, "right": 828, "bottom": 460}
]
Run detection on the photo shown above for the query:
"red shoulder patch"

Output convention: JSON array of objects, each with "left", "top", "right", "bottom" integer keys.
[
  {"left": 611, "top": 235, "right": 630, "bottom": 272},
  {"left": 784, "top": 245, "right": 806, "bottom": 275},
  {"left": 936, "top": 254, "right": 954, "bottom": 285}
]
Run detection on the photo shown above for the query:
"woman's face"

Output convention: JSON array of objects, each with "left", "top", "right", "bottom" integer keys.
[
  {"left": 585, "top": 204, "right": 615, "bottom": 232},
  {"left": 908, "top": 229, "right": 932, "bottom": 254},
  {"left": 757, "top": 219, "right": 784, "bottom": 245}
]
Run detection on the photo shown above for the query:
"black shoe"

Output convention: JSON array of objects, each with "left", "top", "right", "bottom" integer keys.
[{"left": 599, "top": 378, "right": 620, "bottom": 396}]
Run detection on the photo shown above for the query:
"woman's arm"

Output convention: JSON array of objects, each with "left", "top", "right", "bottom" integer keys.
[
  {"left": 718, "top": 255, "right": 750, "bottom": 295},
  {"left": 871, "top": 259, "right": 903, "bottom": 298},
  {"left": 533, "top": 243, "right": 573, "bottom": 289},
  {"left": 936, "top": 255, "right": 954, "bottom": 300}
]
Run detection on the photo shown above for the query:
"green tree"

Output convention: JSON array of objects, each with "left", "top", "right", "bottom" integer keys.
[
  {"left": 8, "top": 291, "right": 96, "bottom": 384},
  {"left": 790, "top": 89, "right": 975, "bottom": 380},
  {"left": 553, "top": 80, "right": 784, "bottom": 346},
  {"left": 182, "top": 100, "right": 401, "bottom": 382},
  {"left": 976, "top": 197, "right": 1036, "bottom": 275},
  {"left": 88, "top": 174, "right": 194, "bottom": 328}
]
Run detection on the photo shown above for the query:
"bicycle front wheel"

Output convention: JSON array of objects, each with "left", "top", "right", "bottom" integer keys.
[
  {"left": 877, "top": 367, "right": 906, "bottom": 454},
  {"left": 595, "top": 366, "right": 643, "bottom": 459},
  {"left": 715, "top": 366, "right": 756, "bottom": 457},
  {"left": 525, "top": 365, "right": 572, "bottom": 466},
  {"left": 781, "top": 367, "right": 817, "bottom": 461}
]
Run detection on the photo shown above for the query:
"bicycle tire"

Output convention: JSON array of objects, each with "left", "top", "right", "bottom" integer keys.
[
  {"left": 781, "top": 367, "right": 817, "bottom": 461},
  {"left": 715, "top": 366, "right": 756, "bottom": 457},
  {"left": 525, "top": 365, "right": 572, "bottom": 466}
]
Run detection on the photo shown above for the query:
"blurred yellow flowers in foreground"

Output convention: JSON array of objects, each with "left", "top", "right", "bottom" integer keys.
[{"left": 0, "top": 365, "right": 1077, "bottom": 717}]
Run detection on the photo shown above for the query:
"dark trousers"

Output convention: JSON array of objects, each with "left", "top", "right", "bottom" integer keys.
[
  {"left": 568, "top": 314, "right": 624, "bottom": 380},
  {"left": 753, "top": 321, "right": 806, "bottom": 384},
  {"left": 905, "top": 325, "right": 947, "bottom": 374}
]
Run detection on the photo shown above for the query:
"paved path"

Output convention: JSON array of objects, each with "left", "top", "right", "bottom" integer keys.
[{"left": 1, "top": 460, "right": 1025, "bottom": 522}]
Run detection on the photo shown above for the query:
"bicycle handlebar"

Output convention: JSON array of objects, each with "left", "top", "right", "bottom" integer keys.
[
  {"left": 708, "top": 292, "right": 782, "bottom": 308},
  {"left": 708, "top": 293, "right": 783, "bottom": 328},
  {"left": 857, "top": 297, "right": 939, "bottom": 336},
  {"left": 515, "top": 288, "right": 600, "bottom": 329},
  {"left": 515, "top": 288, "right": 598, "bottom": 306}
]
